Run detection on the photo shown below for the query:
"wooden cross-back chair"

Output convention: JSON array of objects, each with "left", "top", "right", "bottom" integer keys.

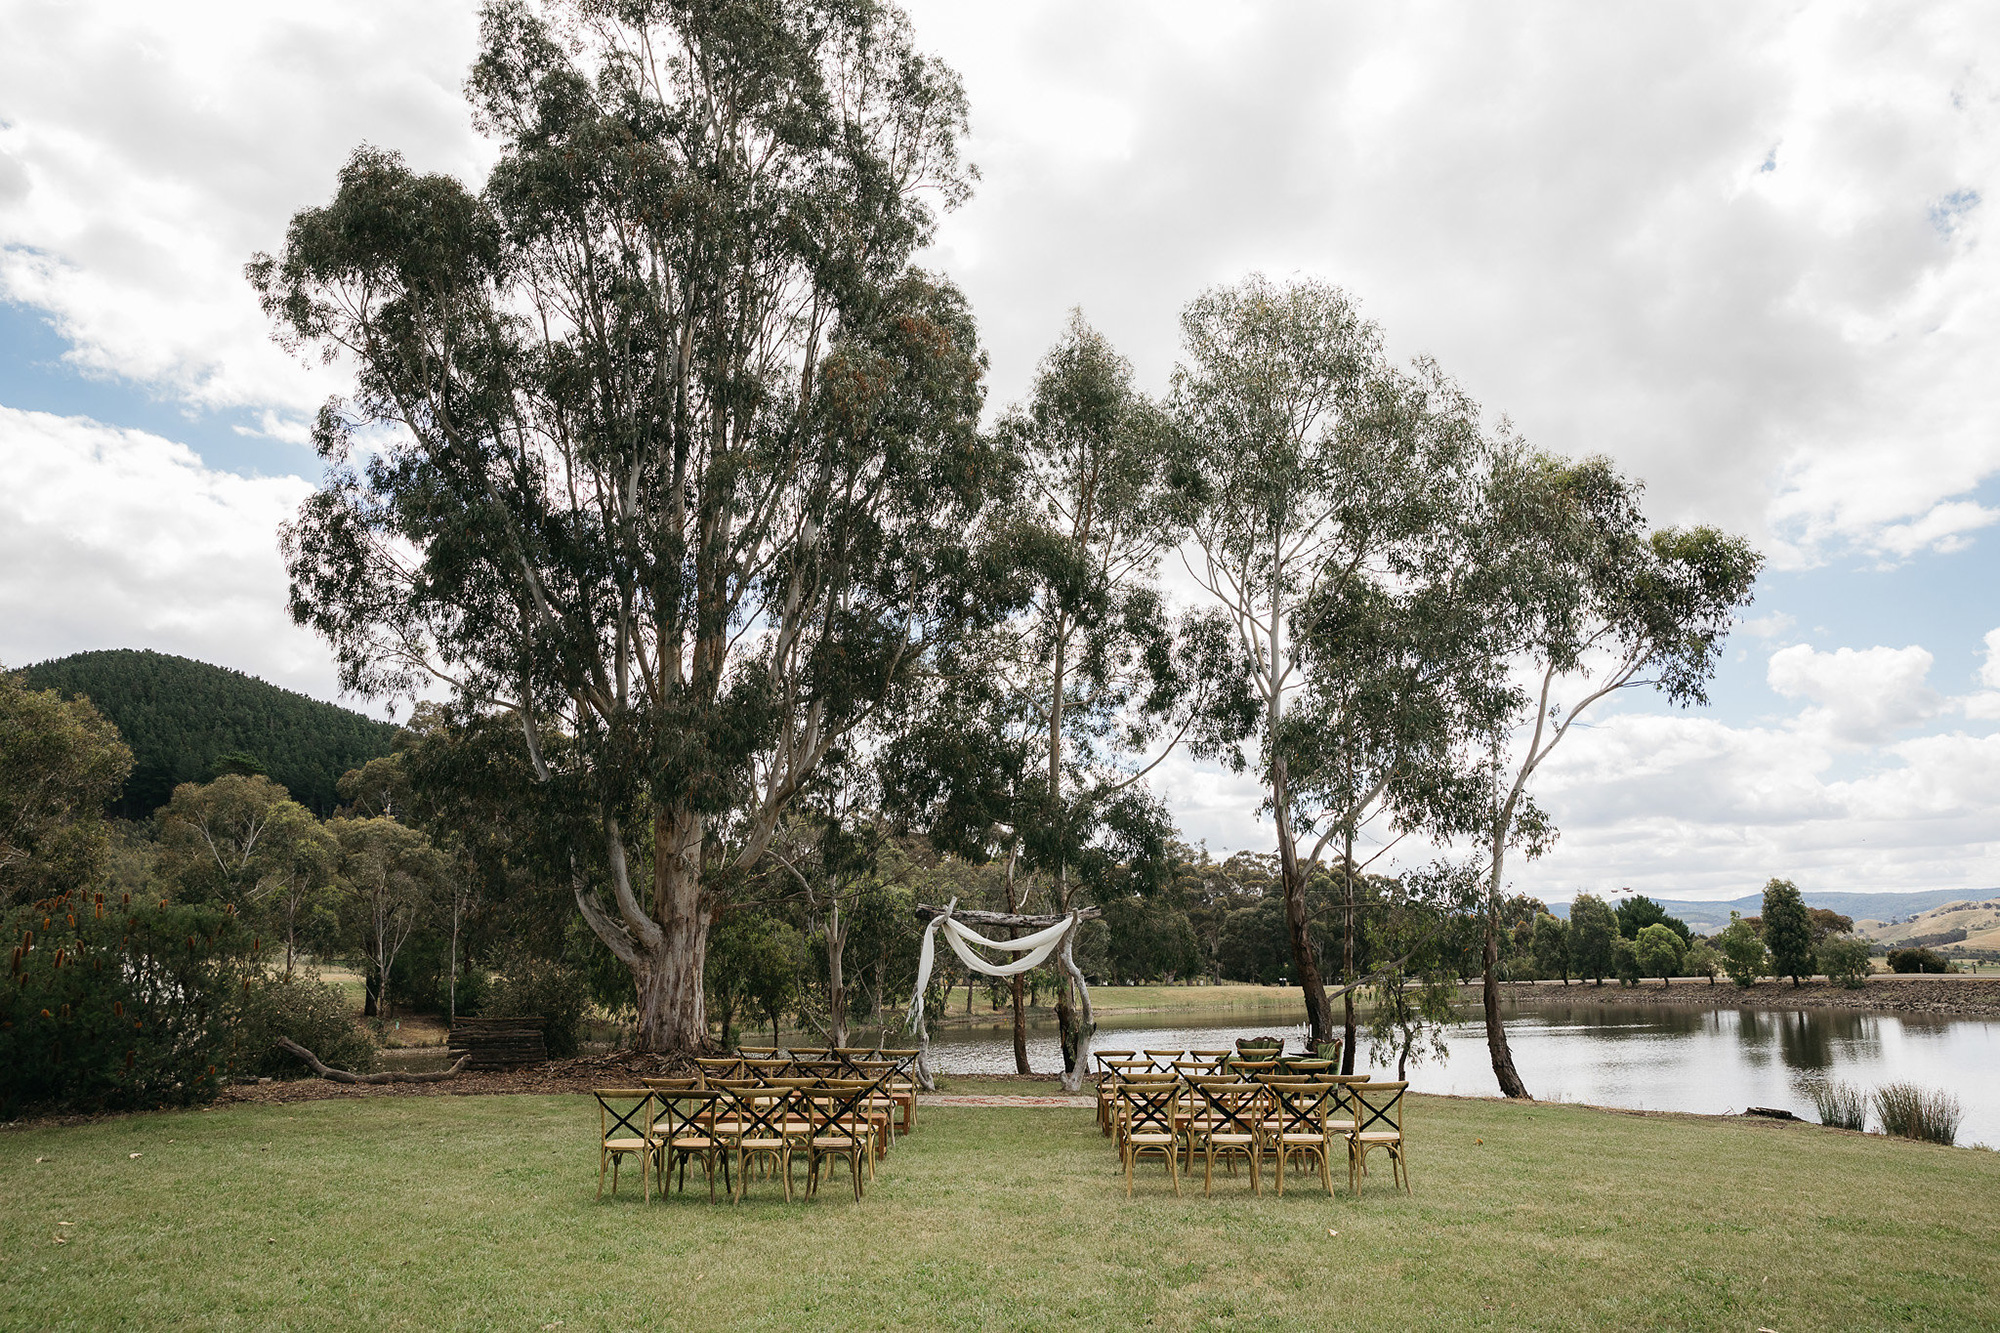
[
  {"left": 854, "top": 1059, "right": 915, "bottom": 1139},
  {"left": 1346, "top": 1080, "right": 1409, "bottom": 1195},
  {"left": 1266, "top": 1081, "right": 1337, "bottom": 1197},
  {"left": 650, "top": 1087, "right": 731, "bottom": 1202},
  {"left": 788, "top": 1047, "right": 831, "bottom": 1061},
  {"left": 592, "top": 1088, "right": 655, "bottom": 1203},
  {"left": 1103, "top": 1068, "right": 1176, "bottom": 1138},
  {"left": 1094, "top": 1063, "right": 1143, "bottom": 1136},
  {"left": 715, "top": 1082, "right": 797, "bottom": 1203},
  {"left": 803, "top": 1080, "right": 877, "bottom": 1201},
  {"left": 695, "top": 1055, "right": 747, "bottom": 1087},
  {"left": 1184, "top": 1078, "right": 1266, "bottom": 1197},
  {"left": 735, "top": 1045, "right": 779, "bottom": 1060},
  {"left": 1115, "top": 1082, "right": 1181, "bottom": 1197},
  {"left": 877, "top": 1049, "right": 922, "bottom": 1134},
  {"left": 1188, "top": 1048, "right": 1232, "bottom": 1062},
  {"left": 1141, "top": 1048, "right": 1187, "bottom": 1071},
  {"left": 1091, "top": 1049, "right": 1136, "bottom": 1074},
  {"left": 744, "top": 1057, "right": 797, "bottom": 1083}
]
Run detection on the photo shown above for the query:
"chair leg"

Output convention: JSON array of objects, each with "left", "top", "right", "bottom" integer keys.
[
  {"left": 1274, "top": 1145, "right": 1285, "bottom": 1197},
  {"left": 597, "top": 1149, "right": 607, "bottom": 1201}
]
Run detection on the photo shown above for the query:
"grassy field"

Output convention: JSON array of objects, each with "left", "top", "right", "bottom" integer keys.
[{"left": 5, "top": 1092, "right": 1996, "bottom": 1330}]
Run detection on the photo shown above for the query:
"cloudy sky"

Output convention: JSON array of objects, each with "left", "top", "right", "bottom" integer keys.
[{"left": 3, "top": 1, "right": 1998, "bottom": 903}]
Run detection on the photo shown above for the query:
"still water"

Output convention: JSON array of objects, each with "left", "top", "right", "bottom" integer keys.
[{"left": 928, "top": 999, "right": 2000, "bottom": 1146}]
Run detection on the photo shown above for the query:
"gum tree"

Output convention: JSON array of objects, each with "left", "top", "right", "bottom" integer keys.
[
  {"left": 1170, "top": 275, "right": 1508, "bottom": 1049},
  {"left": 1472, "top": 452, "right": 1760, "bottom": 1095},
  {"left": 252, "top": 0, "right": 1003, "bottom": 1051}
]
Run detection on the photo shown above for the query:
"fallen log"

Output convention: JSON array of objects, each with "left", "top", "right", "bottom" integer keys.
[
  {"left": 1744, "top": 1106, "right": 1800, "bottom": 1121},
  {"left": 277, "top": 1036, "right": 473, "bottom": 1085}
]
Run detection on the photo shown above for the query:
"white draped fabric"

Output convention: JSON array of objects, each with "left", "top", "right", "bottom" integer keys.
[{"left": 905, "top": 910, "right": 1076, "bottom": 1034}]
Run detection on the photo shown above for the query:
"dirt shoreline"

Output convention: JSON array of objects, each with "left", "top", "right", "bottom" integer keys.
[{"left": 1485, "top": 974, "right": 2000, "bottom": 1018}]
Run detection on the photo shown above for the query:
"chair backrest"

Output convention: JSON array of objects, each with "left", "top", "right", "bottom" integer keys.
[
  {"left": 736, "top": 1046, "right": 779, "bottom": 1059},
  {"left": 716, "top": 1083, "right": 795, "bottom": 1140},
  {"left": 876, "top": 1048, "right": 920, "bottom": 1079},
  {"left": 1270, "top": 1081, "right": 1335, "bottom": 1138},
  {"left": 1348, "top": 1080, "right": 1407, "bottom": 1137},
  {"left": 806, "top": 1080, "right": 874, "bottom": 1135},
  {"left": 640, "top": 1076, "right": 699, "bottom": 1092},
  {"left": 695, "top": 1056, "right": 746, "bottom": 1086},
  {"left": 744, "top": 1058, "right": 796, "bottom": 1082},
  {"left": 1092, "top": 1048, "right": 1136, "bottom": 1067},
  {"left": 1188, "top": 1049, "right": 1232, "bottom": 1060},
  {"left": 1117, "top": 1083, "right": 1179, "bottom": 1137},
  {"left": 1172, "top": 1059, "right": 1223, "bottom": 1079},
  {"left": 1279, "top": 1058, "right": 1334, "bottom": 1076},
  {"left": 789, "top": 1047, "right": 831, "bottom": 1060},
  {"left": 1185, "top": 1078, "right": 1264, "bottom": 1138},
  {"left": 1142, "top": 1048, "right": 1187, "bottom": 1070},
  {"left": 1230, "top": 1059, "right": 1278, "bottom": 1078},
  {"left": 653, "top": 1087, "right": 726, "bottom": 1140},
  {"left": 593, "top": 1088, "right": 654, "bottom": 1144}
]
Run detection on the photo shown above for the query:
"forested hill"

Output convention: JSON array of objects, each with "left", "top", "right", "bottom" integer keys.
[{"left": 22, "top": 650, "right": 397, "bottom": 817}]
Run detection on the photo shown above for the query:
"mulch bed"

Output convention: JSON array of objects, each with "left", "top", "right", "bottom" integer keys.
[{"left": 215, "top": 1050, "right": 700, "bottom": 1107}]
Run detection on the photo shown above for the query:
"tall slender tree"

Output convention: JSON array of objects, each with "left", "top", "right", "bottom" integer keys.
[
  {"left": 883, "top": 314, "right": 1190, "bottom": 1079},
  {"left": 1171, "top": 275, "right": 1507, "bottom": 1048},
  {"left": 1470, "top": 451, "right": 1760, "bottom": 1096},
  {"left": 253, "top": 0, "right": 1005, "bottom": 1051}
]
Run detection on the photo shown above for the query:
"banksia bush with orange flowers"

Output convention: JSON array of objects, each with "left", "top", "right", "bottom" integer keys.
[{"left": 0, "top": 889, "right": 247, "bottom": 1115}]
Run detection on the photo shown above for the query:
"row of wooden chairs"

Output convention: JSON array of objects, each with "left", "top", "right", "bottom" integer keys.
[
  {"left": 1090, "top": 1051, "right": 1337, "bottom": 1133},
  {"left": 694, "top": 1049, "right": 920, "bottom": 1136},
  {"left": 593, "top": 1079, "right": 886, "bottom": 1205},
  {"left": 1102, "top": 1069, "right": 1409, "bottom": 1198}
]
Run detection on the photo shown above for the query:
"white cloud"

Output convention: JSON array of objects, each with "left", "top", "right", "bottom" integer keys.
[
  {"left": 0, "top": 405, "right": 348, "bottom": 701},
  {"left": 906, "top": 0, "right": 2000, "bottom": 563},
  {"left": 0, "top": 0, "right": 486, "bottom": 425},
  {"left": 1766, "top": 642, "right": 1942, "bottom": 743}
]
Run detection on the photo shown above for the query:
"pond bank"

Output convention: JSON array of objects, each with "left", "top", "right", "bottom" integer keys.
[{"left": 1491, "top": 974, "right": 2000, "bottom": 1017}]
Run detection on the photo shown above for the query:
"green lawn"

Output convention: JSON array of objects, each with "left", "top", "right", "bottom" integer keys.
[{"left": 4, "top": 1093, "right": 1995, "bottom": 1331}]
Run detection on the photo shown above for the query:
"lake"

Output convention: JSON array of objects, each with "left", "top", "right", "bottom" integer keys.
[{"left": 928, "top": 999, "right": 2000, "bottom": 1147}]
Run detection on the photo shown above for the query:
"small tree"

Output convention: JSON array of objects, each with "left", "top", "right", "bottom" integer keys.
[
  {"left": 1568, "top": 893, "right": 1618, "bottom": 985},
  {"left": 1633, "top": 922, "right": 1684, "bottom": 985},
  {"left": 1761, "top": 879, "right": 1814, "bottom": 986},
  {"left": 1615, "top": 894, "right": 1690, "bottom": 943},
  {"left": 1683, "top": 938, "right": 1720, "bottom": 985},
  {"left": 331, "top": 816, "right": 445, "bottom": 1022},
  {"left": 1718, "top": 911, "right": 1768, "bottom": 986},
  {"left": 1819, "top": 937, "right": 1871, "bottom": 989},
  {"left": 0, "top": 669, "right": 132, "bottom": 906},
  {"left": 1612, "top": 936, "right": 1641, "bottom": 986},
  {"left": 1531, "top": 913, "right": 1570, "bottom": 984}
]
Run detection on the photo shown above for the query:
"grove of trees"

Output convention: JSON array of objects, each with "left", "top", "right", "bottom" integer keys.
[{"left": 16, "top": 0, "right": 1894, "bottom": 1119}]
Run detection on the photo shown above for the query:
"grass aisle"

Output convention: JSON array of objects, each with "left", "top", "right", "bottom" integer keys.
[{"left": 3, "top": 1093, "right": 1995, "bottom": 1331}]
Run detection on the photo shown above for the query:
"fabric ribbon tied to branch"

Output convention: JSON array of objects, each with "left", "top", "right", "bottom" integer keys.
[{"left": 906, "top": 909, "right": 1076, "bottom": 1034}]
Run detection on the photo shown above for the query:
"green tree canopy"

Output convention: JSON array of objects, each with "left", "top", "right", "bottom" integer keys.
[
  {"left": 1761, "top": 878, "right": 1815, "bottom": 986},
  {"left": 254, "top": 0, "right": 1002, "bottom": 1053},
  {"left": 0, "top": 669, "right": 132, "bottom": 905}
]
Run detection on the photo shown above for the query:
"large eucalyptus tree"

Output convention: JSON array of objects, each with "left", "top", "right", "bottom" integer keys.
[
  {"left": 250, "top": 0, "right": 1006, "bottom": 1051},
  {"left": 1171, "top": 275, "right": 1510, "bottom": 1049},
  {"left": 882, "top": 314, "right": 1191, "bottom": 1077}
]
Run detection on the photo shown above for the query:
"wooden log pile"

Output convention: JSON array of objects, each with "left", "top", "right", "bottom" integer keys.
[{"left": 448, "top": 1016, "right": 549, "bottom": 1070}]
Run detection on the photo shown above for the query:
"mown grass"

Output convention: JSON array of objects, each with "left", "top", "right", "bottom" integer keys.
[{"left": 4, "top": 1092, "right": 1995, "bottom": 1331}]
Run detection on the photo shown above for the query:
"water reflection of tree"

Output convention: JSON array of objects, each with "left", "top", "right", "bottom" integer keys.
[{"left": 1751, "top": 1009, "right": 1877, "bottom": 1072}]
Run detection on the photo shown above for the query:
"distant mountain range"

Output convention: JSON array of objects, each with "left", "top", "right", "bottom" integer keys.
[
  {"left": 22, "top": 649, "right": 398, "bottom": 816},
  {"left": 1548, "top": 888, "right": 1987, "bottom": 935}
]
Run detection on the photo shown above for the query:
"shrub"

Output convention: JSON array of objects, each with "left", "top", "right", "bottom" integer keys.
[
  {"left": 1873, "top": 1081, "right": 1962, "bottom": 1146},
  {"left": 484, "top": 949, "right": 589, "bottom": 1058},
  {"left": 1818, "top": 937, "right": 1871, "bottom": 989},
  {"left": 1886, "top": 946, "right": 1948, "bottom": 974},
  {"left": 1717, "top": 912, "right": 1767, "bottom": 986},
  {"left": 1808, "top": 1078, "right": 1868, "bottom": 1131},
  {"left": 1, "top": 889, "right": 245, "bottom": 1116},
  {"left": 1612, "top": 936, "right": 1641, "bottom": 986},
  {"left": 231, "top": 972, "right": 376, "bottom": 1078}
]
